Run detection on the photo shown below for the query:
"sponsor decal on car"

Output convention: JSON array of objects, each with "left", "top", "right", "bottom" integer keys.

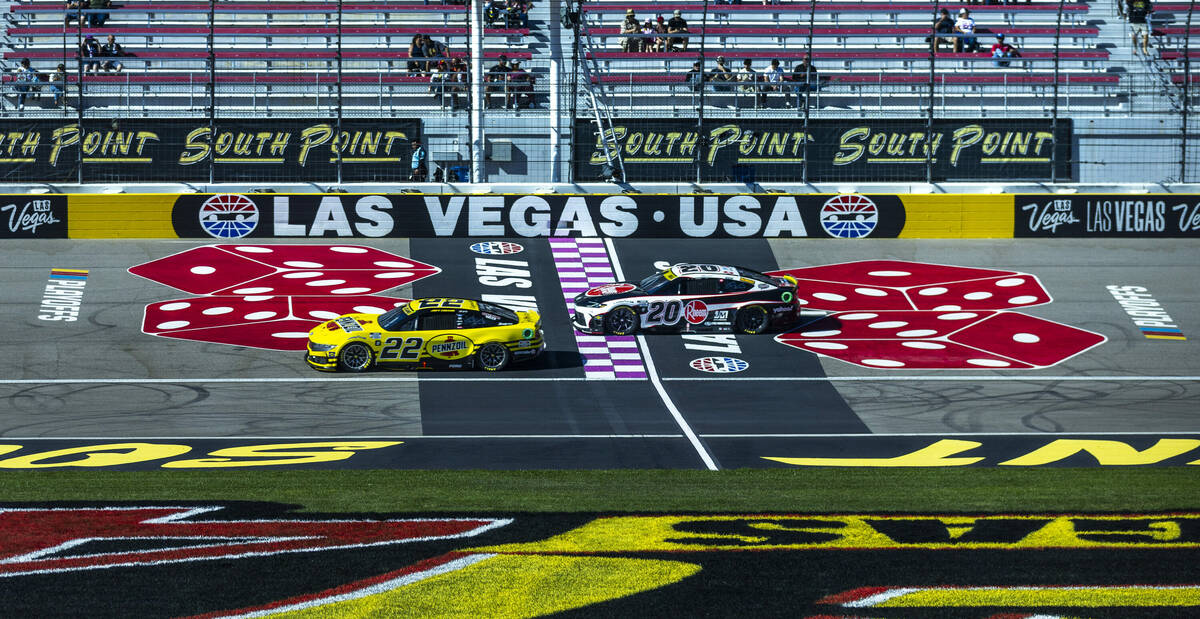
[
  {"left": 586, "top": 283, "right": 635, "bottom": 297},
  {"left": 683, "top": 300, "right": 709, "bottom": 325}
]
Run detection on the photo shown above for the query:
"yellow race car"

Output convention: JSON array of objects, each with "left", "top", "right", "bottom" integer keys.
[{"left": 305, "top": 297, "right": 544, "bottom": 372}]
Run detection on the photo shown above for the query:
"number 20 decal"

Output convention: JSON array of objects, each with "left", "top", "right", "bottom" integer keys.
[
  {"left": 379, "top": 336, "right": 423, "bottom": 361},
  {"left": 643, "top": 300, "right": 682, "bottom": 326}
]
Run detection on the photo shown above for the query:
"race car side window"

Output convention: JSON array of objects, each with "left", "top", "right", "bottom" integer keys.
[
  {"left": 718, "top": 278, "right": 753, "bottom": 293},
  {"left": 380, "top": 310, "right": 417, "bottom": 332},
  {"left": 651, "top": 279, "right": 682, "bottom": 295},
  {"left": 683, "top": 278, "right": 720, "bottom": 295},
  {"left": 418, "top": 311, "right": 458, "bottom": 331},
  {"left": 459, "top": 310, "right": 489, "bottom": 329}
]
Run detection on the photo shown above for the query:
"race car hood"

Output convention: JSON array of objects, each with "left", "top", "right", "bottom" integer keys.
[
  {"left": 573, "top": 282, "right": 645, "bottom": 306},
  {"left": 307, "top": 313, "right": 380, "bottom": 344}
]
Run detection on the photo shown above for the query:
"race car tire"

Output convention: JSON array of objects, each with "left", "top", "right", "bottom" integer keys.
[
  {"left": 338, "top": 342, "right": 374, "bottom": 372},
  {"left": 735, "top": 305, "right": 770, "bottom": 335},
  {"left": 476, "top": 342, "right": 511, "bottom": 372},
  {"left": 604, "top": 306, "right": 639, "bottom": 336}
]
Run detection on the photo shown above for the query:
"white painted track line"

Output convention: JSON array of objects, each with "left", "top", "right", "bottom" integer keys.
[{"left": 605, "top": 237, "right": 720, "bottom": 471}]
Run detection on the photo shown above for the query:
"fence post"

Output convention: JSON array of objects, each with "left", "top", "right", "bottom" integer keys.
[
  {"left": 336, "top": 0, "right": 343, "bottom": 185},
  {"left": 1183, "top": 1, "right": 1195, "bottom": 182},
  {"left": 208, "top": 0, "right": 215, "bottom": 185},
  {"left": 696, "top": 0, "right": 711, "bottom": 184},
  {"left": 924, "top": 0, "right": 938, "bottom": 184},
  {"left": 802, "top": 0, "right": 815, "bottom": 184},
  {"left": 75, "top": 4, "right": 83, "bottom": 184},
  {"left": 1050, "top": 0, "right": 1065, "bottom": 184}
]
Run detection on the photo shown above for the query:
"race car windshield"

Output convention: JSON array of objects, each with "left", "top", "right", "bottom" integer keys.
[
  {"left": 638, "top": 272, "right": 671, "bottom": 293},
  {"left": 476, "top": 302, "right": 519, "bottom": 324},
  {"left": 377, "top": 307, "right": 409, "bottom": 330}
]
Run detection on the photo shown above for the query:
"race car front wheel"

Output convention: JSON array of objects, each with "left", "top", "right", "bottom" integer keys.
[
  {"left": 605, "top": 306, "right": 639, "bottom": 336},
  {"left": 477, "top": 342, "right": 511, "bottom": 372},
  {"left": 338, "top": 342, "right": 374, "bottom": 372},
  {"left": 735, "top": 306, "right": 769, "bottom": 335}
]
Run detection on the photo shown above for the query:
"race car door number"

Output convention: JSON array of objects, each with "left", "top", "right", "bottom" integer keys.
[
  {"left": 644, "top": 300, "right": 683, "bottom": 326},
  {"left": 380, "top": 336, "right": 423, "bottom": 361}
]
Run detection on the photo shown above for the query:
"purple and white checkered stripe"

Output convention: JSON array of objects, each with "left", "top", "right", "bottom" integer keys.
[{"left": 550, "top": 237, "right": 647, "bottom": 380}]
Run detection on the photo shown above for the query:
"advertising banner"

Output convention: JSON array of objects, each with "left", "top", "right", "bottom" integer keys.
[
  {"left": 168, "top": 192, "right": 906, "bottom": 239},
  {"left": 0, "top": 194, "right": 68, "bottom": 238},
  {"left": 575, "top": 119, "right": 1072, "bottom": 182},
  {"left": 0, "top": 119, "right": 421, "bottom": 183},
  {"left": 1014, "top": 194, "right": 1200, "bottom": 237}
]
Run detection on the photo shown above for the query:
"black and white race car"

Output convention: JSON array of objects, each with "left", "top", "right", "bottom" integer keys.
[{"left": 572, "top": 263, "right": 802, "bottom": 335}]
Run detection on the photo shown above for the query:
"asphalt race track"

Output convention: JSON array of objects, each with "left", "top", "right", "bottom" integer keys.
[{"left": 2, "top": 238, "right": 1198, "bottom": 469}]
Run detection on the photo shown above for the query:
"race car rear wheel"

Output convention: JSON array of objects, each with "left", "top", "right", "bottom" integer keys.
[
  {"left": 604, "top": 306, "right": 639, "bottom": 336},
  {"left": 338, "top": 342, "right": 374, "bottom": 372},
  {"left": 735, "top": 305, "right": 770, "bottom": 335},
  {"left": 477, "top": 342, "right": 511, "bottom": 372}
]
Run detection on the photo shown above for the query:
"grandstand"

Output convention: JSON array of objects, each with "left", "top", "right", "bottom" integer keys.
[{"left": 0, "top": 0, "right": 1196, "bottom": 184}]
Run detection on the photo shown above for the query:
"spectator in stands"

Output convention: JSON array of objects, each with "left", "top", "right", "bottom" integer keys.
[
  {"left": 64, "top": 0, "right": 83, "bottom": 26},
  {"left": 642, "top": 18, "right": 664, "bottom": 53},
  {"left": 422, "top": 35, "right": 449, "bottom": 65},
  {"left": 737, "top": 58, "right": 764, "bottom": 106},
  {"left": 446, "top": 56, "right": 468, "bottom": 109},
  {"left": 954, "top": 8, "right": 979, "bottom": 53},
  {"left": 485, "top": 1, "right": 504, "bottom": 27},
  {"left": 789, "top": 53, "right": 820, "bottom": 107},
  {"left": 80, "top": 35, "right": 103, "bottom": 74},
  {"left": 87, "top": 0, "right": 110, "bottom": 27},
  {"left": 101, "top": 35, "right": 128, "bottom": 73},
  {"left": 709, "top": 55, "right": 734, "bottom": 91},
  {"left": 509, "top": 60, "right": 535, "bottom": 108},
  {"left": 429, "top": 60, "right": 450, "bottom": 106},
  {"left": 686, "top": 60, "right": 705, "bottom": 92},
  {"left": 667, "top": 10, "right": 689, "bottom": 52},
  {"left": 763, "top": 58, "right": 785, "bottom": 104},
  {"left": 1127, "top": 0, "right": 1152, "bottom": 55},
  {"left": 485, "top": 54, "right": 511, "bottom": 108},
  {"left": 407, "top": 34, "right": 427, "bottom": 74},
  {"left": 410, "top": 139, "right": 427, "bottom": 181},
  {"left": 13, "top": 58, "right": 39, "bottom": 111},
  {"left": 49, "top": 63, "right": 66, "bottom": 106},
  {"left": 505, "top": 0, "right": 529, "bottom": 29},
  {"left": 620, "top": 10, "right": 641, "bottom": 52},
  {"left": 931, "top": 9, "right": 955, "bottom": 53},
  {"left": 991, "top": 33, "right": 1019, "bottom": 67}
]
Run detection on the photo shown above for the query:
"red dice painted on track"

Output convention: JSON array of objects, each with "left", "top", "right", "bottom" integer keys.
[
  {"left": 129, "top": 244, "right": 440, "bottom": 296},
  {"left": 770, "top": 260, "right": 1104, "bottom": 370},
  {"left": 769, "top": 259, "right": 1050, "bottom": 312},
  {"left": 131, "top": 245, "right": 440, "bottom": 351}
]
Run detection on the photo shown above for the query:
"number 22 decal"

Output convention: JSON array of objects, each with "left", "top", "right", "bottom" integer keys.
[
  {"left": 379, "top": 336, "right": 423, "bottom": 361},
  {"left": 643, "top": 300, "right": 682, "bottom": 326}
]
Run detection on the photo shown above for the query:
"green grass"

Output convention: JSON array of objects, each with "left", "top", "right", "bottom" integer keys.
[{"left": 1, "top": 468, "right": 1197, "bottom": 513}]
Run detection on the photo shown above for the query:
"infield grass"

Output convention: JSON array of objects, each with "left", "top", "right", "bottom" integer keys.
[{"left": 1, "top": 468, "right": 1196, "bottom": 512}]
